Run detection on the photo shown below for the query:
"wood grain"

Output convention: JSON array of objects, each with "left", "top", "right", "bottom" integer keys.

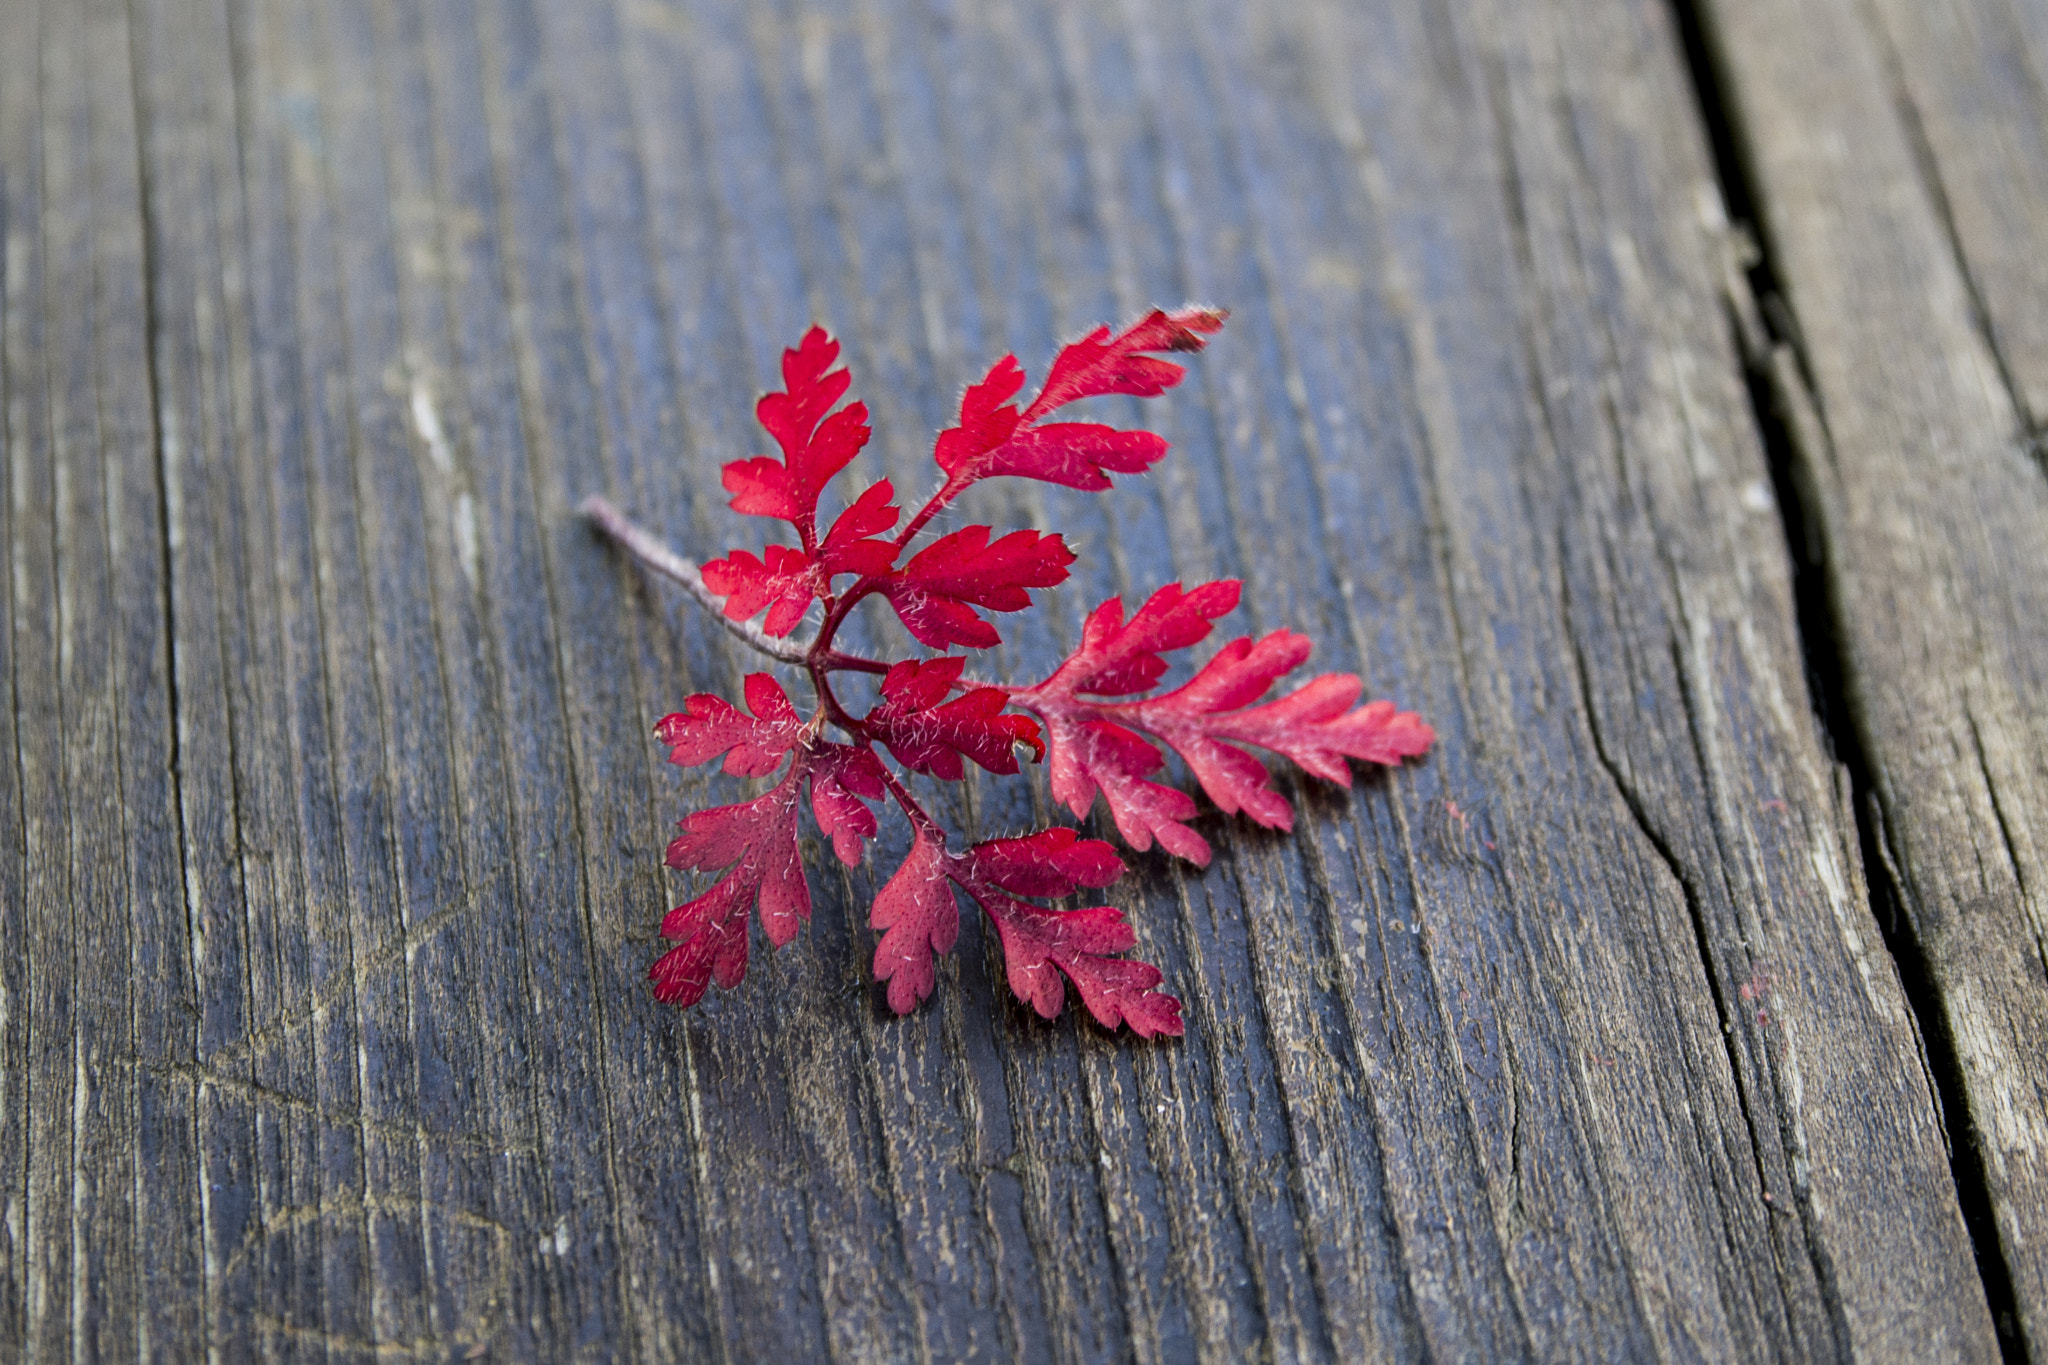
[
  {"left": 1699, "top": 0, "right": 2048, "bottom": 1350},
  {"left": 0, "top": 0, "right": 2033, "bottom": 1357}
]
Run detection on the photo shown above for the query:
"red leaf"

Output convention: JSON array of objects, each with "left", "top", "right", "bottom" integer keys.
[
  {"left": 1235, "top": 689, "right": 1437, "bottom": 776},
  {"left": 973, "top": 892, "right": 1183, "bottom": 1038},
  {"left": 932, "top": 356, "right": 1026, "bottom": 479},
  {"left": 633, "top": 311, "right": 1426, "bottom": 1035},
  {"left": 870, "top": 822, "right": 959, "bottom": 1014},
  {"left": 1013, "top": 583, "right": 1433, "bottom": 863},
  {"left": 964, "top": 827, "right": 1125, "bottom": 898},
  {"left": 1112, "top": 634, "right": 1434, "bottom": 831},
  {"left": 701, "top": 543, "right": 817, "bottom": 637},
  {"left": 868, "top": 656, "right": 1043, "bottom": 779},
  {"left": 654, "top": 764, "right": 810, "bottom": 1003},
  {"left": 962, "top": 424, "right": 1169, "bottom": 491},
  {"left": 720, "top": 456, "right": 800, "bottom": 521},
  {"left": 1044, "top": 581, "right": 1244, "bottom": 697},
  {"left": 927, "top": 835, "right": 1176, "bottom": 1034},
  {"left": 648, "top": 916, "right": 750, "bottom": 1009},
  {"left": 882, "top": 526, "right": 1075, "bottom": 649},
  {"left": 648, "top": 734, "right": 893, "bottom": 1007},
  {"left": 654, "top": 673, "right": 805, "bottom": 776},
  {"left": 725, "top": 325, "right": 872, "bottom": 542},
  {"left": 1023, "top": 307, "right": 1226, "bottom": 421},
  {"left": 1036, "top": 714, "right": 1210, "bottom": 864},
  {"left": 870, "top": 823, "right": 1164, "bottom": 1029},
  {"left": 930, "top": 310, "right": 1223, "bottom": 494},
  {"left": 820, "top": 480, "right": 902, "bottom": 577},
  {"left": 808, "top": 742, "right": 887, "bottom": 866},
  {"left": 897, "top": 526, "right": 1075, "bottom": 608}
]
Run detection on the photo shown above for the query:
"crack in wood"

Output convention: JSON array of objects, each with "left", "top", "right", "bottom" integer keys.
[
  {"left": 1667, "top": 1, "right": 2033, "bottom": 1352},
  {"left": 1561, "top": 546, "right": 1795, "bottom": 1267}
]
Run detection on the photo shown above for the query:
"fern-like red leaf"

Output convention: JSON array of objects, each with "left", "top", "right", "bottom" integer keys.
[
  {"left": 930, "top": 307, "right": 1225, "bottom": 495},
  {"left": 867, "top": 657, "right": 1043, "bottom": 779},
  {"left": 1013, "top": 581, "right": 1433, "bottom": 864},
  {"left": 654, "top": 765, "right": 810, "bottom": 1003},
  {"left": 882, "top": 526, "right": 1074, "bottom": 650},
  {"left": 654, "top": 673, "right": 805, "bottom": 776},
  {"left": 701, "top": 543, "right": 817, "bottom": 637},
  {"left": 870, "top": 822, "right": 958, "bottom": 1015},
  {"left": 723, "top": 325, "right": 871, "bottom": 546}
]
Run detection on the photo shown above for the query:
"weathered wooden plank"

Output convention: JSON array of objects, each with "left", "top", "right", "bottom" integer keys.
[
  {"left": 1200, "top": 0, "right": 1991, "bottom": 1354},
  {"left": 216, "top": 0, "right": 391, "bottom": 1353},
  {"left": 33, "top": 7, "right": 126, "bottom": 1354},
  {"left": 0, "top": 224, "right": 18, "bottom": 1365},
  {"left": 234, "top": 0, "right": 437, "bottom": 1353},
  {"left": 0, "top": 5, "right": 49, "bottom": 1353},
  {"left": 835, "top": 8, "right": 1261, "bottom": 1359},
  {"left": 327, "top": 0, "right": 576, "bottom": 1352},
  {"left": 135, "top": 0, "right": 562, "bottom": 1355},
  {"left": 130, "top": 0, "right": 315, "bottom": 1354},
  {"left": 426, "top": 0, "right": 712, "bottom": 1352},
  {"left": 8, "top": 0, "right": 213, "bottom": 1359},
  {"left": 1, "top": 0, "right": 2027, "bottom": 1356},
  {"left": 1053, "top": 14, "right": 1365, "bottom": 1360},
  {"left": 0, "top": 0, "right": 209, "bottom": 1358},
  {"left": 1698, "top": 0, "right": 2048, "bottom": 1351},
  {"left": 1860, "top": 0, "right": 2048, "bottom": 433}
]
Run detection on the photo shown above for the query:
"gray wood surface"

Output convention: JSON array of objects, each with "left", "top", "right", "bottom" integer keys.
[
  {"left": 0, "top": 0, "right": 2036, "bottom": 1359},
  {"left": 1700, "top": 0, "right": 2048, "bottom": 1350}
]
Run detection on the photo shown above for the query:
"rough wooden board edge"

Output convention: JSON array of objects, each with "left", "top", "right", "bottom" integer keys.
[{"left": 1693, "top": 0, "right": 2048, "bottom": 1351}]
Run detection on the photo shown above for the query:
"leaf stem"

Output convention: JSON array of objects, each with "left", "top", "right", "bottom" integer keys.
[
  {"left": 806, "top": 655, "right": 869, "bottom": 739},
  {"left": 581, "top": 494, "right": 888, "bottom": 673},
  {"left": 808, "top": 577, "right": 885, "bottom": 663},
  {"left": 891, "top": 473, "right": 968, "bottom": 552},
  {"left": 874, "top": 763, "right": 945, "bottom": 842}
]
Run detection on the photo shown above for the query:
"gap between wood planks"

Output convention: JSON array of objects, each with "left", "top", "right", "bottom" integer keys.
[{"left": 1666, "top": 0, "right": 2030, "bottom": 1357}]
